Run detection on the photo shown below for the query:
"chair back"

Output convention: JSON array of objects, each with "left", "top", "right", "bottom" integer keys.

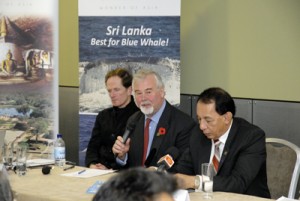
[{"left": 266, "top": 138, "right": 300, "bottom": 199}]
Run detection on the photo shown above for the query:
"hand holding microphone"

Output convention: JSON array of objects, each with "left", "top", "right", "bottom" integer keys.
[
  {"left": 113, "top": 136, "right": 130, "bottom": 160},
  {"left": 113, "top": 121, "right": 137, "bottom": 159}
]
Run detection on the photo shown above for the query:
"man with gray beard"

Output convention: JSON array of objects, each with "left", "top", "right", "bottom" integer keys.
[{"left": 113, "top": 69, "right": 200, "bottom": 169}]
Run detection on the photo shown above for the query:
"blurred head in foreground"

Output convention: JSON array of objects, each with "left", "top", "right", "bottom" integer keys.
[{"left": 93, "top": 167, "right": 178, "bottom": 201}]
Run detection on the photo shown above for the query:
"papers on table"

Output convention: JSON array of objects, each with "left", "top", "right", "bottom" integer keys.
[
  {"left": 26, "top": 159, "right": 55, "bottom": 167},
  {"left": 277, "top": 196, "right": 298, "bottom": 201},
  {"left": 61, "top": 169, "right": 115, "bottom": 178},
  {"left": 173, "top": 189, "right": 190, "bottom": 201}
]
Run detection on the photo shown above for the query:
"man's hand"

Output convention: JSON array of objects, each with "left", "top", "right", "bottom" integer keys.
[
  {"left": 175, "top": 173, "right": 198, "bottom": 189},
  {"left": 89, "top": 163, "right": 111, "bottom": 170},
  {"left": 112, "top": 136, "right": 130, "bottom": 160}
]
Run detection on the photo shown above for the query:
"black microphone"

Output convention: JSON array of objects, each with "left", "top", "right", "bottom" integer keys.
[
  {"left": 157, "top": 147, "right": 179, "bottom": 172},
  {"left": 144, "top": 148, "right": 157, "bottom": 167},
  {"left": 122, "top": 121, "right": 136, "bottom": 143},
  {"left": 42, "top": 165, "right": 53, "bottom": 175}
]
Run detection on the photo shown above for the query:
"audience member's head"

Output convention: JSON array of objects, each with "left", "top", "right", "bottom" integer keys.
[
  {"left": 0, "top": 166, "right": 14, "bottom": 201},
  {"left": 93, "top": 167, "right": 178, "bottom": 201}
]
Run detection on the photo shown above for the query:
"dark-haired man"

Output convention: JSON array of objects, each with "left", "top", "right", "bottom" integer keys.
[
  {"left": 92, "top": 167, "right": 178, "bottom": 201},
  {"left": 175, "top": 87, "right": 270, "bottom": 198}
]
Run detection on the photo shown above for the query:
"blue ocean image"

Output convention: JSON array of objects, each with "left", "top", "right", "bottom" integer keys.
[
  {"left": 78, "top": 16, "right": 180, "bottom": 166},
  {"left": 79, "top": 114, "right": 96, "bottom": 166}
]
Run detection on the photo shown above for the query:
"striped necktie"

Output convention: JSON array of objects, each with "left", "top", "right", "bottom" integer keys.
[
  {"left": 212, "top": 139, "right": 221, "bottom": 173},
  {"left": 142, "top": 118, "right": 151, "bottom": 166}
]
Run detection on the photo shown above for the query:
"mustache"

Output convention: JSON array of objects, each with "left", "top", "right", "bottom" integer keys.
[{"left": 140, "top": 100, "right": 152, "bottom": 105}]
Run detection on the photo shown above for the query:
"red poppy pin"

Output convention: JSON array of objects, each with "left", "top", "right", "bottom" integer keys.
[{"left": 157, "top": 127, "right": 166, "bottom": 136}]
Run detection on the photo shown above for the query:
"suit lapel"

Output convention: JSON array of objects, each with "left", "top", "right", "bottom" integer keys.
[{"left": 218, "top": 119, "right": 238, "bottom": 171}]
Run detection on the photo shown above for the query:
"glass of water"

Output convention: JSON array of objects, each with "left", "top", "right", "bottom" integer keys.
[
  {"left": 16, "top": 143, "right": 28, "bottom": 176},
  {"left": 201, "top": 163, "right": 214, "bottom": 199},
  {"left": 2, "top": 144, "right": 13, "bottom": 170}
]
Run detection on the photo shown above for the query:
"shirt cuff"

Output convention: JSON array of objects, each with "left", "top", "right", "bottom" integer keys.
[
  {"left": 116, "top": 153, "right": 128, "bottom": 166},
  {"left": 195, "top": 175, "right": 202, "bottom": 192}
]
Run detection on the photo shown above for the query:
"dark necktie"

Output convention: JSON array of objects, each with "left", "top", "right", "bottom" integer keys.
[
  {"left": 142, "top": 118, "right": 151, "bottom": 166},
  {"left": 212, "top": 139, "right": 221, "bottom": 173}
]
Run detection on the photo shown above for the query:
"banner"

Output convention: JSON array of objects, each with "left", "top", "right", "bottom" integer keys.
[
  {"left": 78, "top": 0, "right": 181, "bottom": 165},
  {"left": 0, "top": 0, "right": 59, "bottom": 159}
]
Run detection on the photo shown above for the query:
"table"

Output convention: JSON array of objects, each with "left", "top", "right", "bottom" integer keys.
[
  {"left": 189, "top": 192, "right": 272, "bottom": 201},
  {"left": 9, "top": 166, "right": 110, "bottom": 201},
  {"left": 9, "top": 166, "right": 273, "bottom": 201}
]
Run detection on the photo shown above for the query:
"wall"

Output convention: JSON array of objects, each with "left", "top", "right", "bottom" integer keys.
[{"left": 181, "top": 0, "right": 300, "bottom": 101}]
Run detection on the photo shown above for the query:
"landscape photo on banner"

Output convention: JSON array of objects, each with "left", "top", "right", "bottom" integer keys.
[
  {"left": 0, "top": 0, "right": 59, "bottom": 160},
  {"left": 78, "top": 0, "right": 181, "bottom": 166}
]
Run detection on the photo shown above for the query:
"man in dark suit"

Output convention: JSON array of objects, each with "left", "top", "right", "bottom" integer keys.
[
  {"left": 112, "top": 69, "right": 199, "bottom": 168},
  {"left": 175, "top": 87, "right": 271, "bottom": 198}
]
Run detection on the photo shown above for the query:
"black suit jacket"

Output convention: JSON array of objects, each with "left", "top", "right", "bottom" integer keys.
[
  {"left": 125, "top": 101, "right": 200, "bottom": 168},
  {"left": 175, "top": 117, "right": 271, "bottom": 198}
]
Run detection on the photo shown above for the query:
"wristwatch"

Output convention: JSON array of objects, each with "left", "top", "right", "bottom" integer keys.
[{"left": 194, "top": 175, "right": 201, "bottom": 190}]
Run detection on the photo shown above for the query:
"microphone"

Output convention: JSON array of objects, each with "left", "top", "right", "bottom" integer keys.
[
  {"left": 122, "top": 121, "right": 136, "bottom": 143},
  {"left": 144, "top": 148, "right": 157, "bottom": 167},
  {"left": 157, "top": 147, "right": 179, "bottom": 172},
  {"left": 42, "top": 165, "right": 53, "bottom": 175},
  {"left": 114, "top": 121, "right": 137, "bottom": 158}
]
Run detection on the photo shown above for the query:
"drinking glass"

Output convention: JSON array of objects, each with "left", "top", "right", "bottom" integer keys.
[
  {"left": 201, "top": 163, "right": 214, "bottom": 199},
  {"left": 16, "top": 143, "right": 28, "bottom": 176},
  {"left": 2, "top": 144, "right": 13, "bottom": 169}
]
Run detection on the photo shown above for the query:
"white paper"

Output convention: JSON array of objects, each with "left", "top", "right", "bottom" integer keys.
[
  {"left": 26, "top": 159, "right": 55, "bottom": 167},
  {"left": 277, "top": 196, "right": 298, "bottom": 201},
  {"left": 173, "top": 189, "right": 190, "bottom": 201},
  {"left": 61, "top": 169, "right": 115, "bottom": 178}
]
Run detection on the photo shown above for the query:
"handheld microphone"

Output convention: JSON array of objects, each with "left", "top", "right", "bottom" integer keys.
[
  {"left": 122, "top": 121, "right": 136, "bottom": 143},
  {"left": 115, "top": 121, "right": 137, "bottom": 158},
  {"left": 144, "top": 148, "right": 157, "bottom": 167},
  {"left": 157, "top": 147, "right": 179, "bottom": 172}
]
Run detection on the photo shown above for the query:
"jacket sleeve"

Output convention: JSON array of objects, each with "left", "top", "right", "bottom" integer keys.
[{"left": 173, "top": 147, "right": 197, "bottom": 175}]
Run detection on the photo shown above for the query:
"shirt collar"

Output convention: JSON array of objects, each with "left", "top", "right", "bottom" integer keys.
[{"left": 218, "top": 119, "right": 233, "bottom": 144}]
